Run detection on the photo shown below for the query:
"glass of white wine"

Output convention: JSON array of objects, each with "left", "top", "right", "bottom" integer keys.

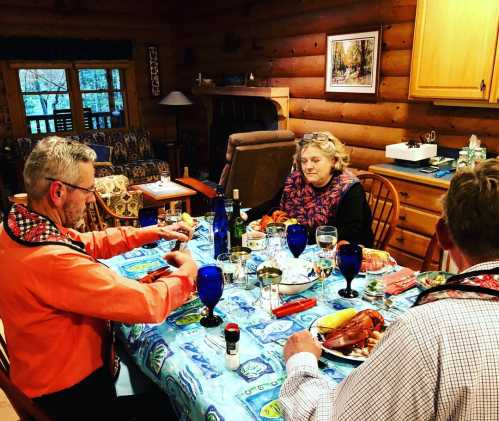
[
  {"left": 313, "top": 257, "right": 334, "bottom": 303},
  {"left": 315, "top": 225, "right": 338, "bottom": 258}
]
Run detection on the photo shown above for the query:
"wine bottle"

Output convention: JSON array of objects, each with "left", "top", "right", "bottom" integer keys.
[
  {"left": 229, "top": 189, "right": 244, "bottom": 247},
  {"left": 213, "top": 185, "right": 229, "bottom": 258}
]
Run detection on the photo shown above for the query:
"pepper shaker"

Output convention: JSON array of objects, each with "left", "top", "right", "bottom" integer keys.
[{"left": 224, "top": 323, "right": 240, "bottom": 370}]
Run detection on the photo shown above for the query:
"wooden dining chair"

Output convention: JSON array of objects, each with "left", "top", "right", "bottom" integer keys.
[
  {"left": 357, "top": 173, "right": 400, "bottom": 251},
  {"left": 0, "top": 332, "right": 52, "bottom": 421}
]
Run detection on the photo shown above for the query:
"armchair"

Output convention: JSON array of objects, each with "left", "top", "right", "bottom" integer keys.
[
  {"left": 84, "top": 175, "right": 143, "bottom": 231},
  {"left": 177, "top": 130, "right": 296, "bottom": 210}
]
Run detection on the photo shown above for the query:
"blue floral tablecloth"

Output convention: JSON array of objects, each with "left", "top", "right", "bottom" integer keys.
[{"left": 101, "top": 221, "right": 419, "bottom": 420}]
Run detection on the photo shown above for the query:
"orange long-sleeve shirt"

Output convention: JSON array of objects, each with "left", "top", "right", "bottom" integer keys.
[{"left": 0, "top": 224, "right": 194, "bottom": 398}]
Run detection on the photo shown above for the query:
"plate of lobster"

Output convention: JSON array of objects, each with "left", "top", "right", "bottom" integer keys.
[
  {"left": 310, "top": 308, "right": 385, "bottom": 362},
  {"left": 359, "top": 248, "right": 397, "bottom": 275},
  {"left": 247, "top": 210, "right": 298, "bottom": 232}
]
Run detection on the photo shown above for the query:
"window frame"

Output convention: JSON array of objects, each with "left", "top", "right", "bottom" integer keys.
[{"left": 6, "top": 60, "right": 140, "bottom": 138}]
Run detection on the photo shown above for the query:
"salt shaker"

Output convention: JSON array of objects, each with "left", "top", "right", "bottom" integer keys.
[{"left": 224, "top": 323, "right": 240, "bottom": 370}]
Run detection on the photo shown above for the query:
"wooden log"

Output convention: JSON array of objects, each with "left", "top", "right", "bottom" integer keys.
[
  {"left": 270, "top": 77, "right": 324, "bottom": 99},
  {"left": 178, "top": 1, "right": 415, "bottom": 49},
  {"left": 348, "top": 146, "right": 391, "bottom": 170},
  {"left": 188, "top": 21, "right": 413, "bottom": 62},
  {"left": 382, "top": 22, "right": 414, "bottom": 50},
  {"left": 379, "top": 76, "right": 410, "bottom": 102},
  {"left": 0, "top": 8, "right": 170, "bottom": 31},
  {"left": 192, "top": 47, "right": 408, "bottom": 79},
  {"left": 289, "top": 118, "right": 418, "bottom": 149},
  {"left": 380, "top": 50, "right": 411, "bottom": 77},
  {"left": 438, "top": 134, "right": 499, "bottom": 154},
  {"left": 289, "top": 98, "right": 499, "bottom": 137}
]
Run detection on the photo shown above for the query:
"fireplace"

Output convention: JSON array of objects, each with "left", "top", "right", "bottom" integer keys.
[{"left": 192, "top": 86, "right": 289, "bottom": 181}]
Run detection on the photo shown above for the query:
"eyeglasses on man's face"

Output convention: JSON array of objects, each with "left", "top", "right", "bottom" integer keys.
[{"left": 45, "top": 177, "right": 96, "bottom": 194}]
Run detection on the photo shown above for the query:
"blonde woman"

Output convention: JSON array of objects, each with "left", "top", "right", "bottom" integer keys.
[{"left": 247, "top": 131, "right": 373, "bottom": 246}]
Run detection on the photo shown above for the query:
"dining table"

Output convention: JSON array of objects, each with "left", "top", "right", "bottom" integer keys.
[{"left": 101, "top": 219, "right": 421, "bottom": 421}]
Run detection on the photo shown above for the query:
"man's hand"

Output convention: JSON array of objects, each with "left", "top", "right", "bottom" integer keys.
[
  {"left": 164, "top": 250, "right": 198, "bottom": 284},
  {"left": 284, "top": 331, "right": 322, "bottom": 362},
  {"left": 147, "top": 221, "right": 194, "bottom": 242}
]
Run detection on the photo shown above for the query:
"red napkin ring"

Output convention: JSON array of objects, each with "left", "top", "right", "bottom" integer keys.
[{"left": 272, "top": 297, "right": 317, "bottom": 318}]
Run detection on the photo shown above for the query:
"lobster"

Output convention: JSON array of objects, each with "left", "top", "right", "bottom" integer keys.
[{"left": 322, "top": 309, "right": 384, "bottom": 352}]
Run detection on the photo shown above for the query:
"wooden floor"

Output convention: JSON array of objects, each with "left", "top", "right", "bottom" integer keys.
[{"left": 0, "top": 320, "right": 19, "bottom": 421}]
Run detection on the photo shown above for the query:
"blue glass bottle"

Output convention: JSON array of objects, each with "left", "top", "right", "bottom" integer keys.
[{"left": 213, "top": 185, "right": 229, "bottom": 258}]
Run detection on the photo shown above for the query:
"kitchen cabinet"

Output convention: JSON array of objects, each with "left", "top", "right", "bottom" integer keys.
[
  {"left": 369, "top": 164, "right": 451, "bottom": 271},
  {"left": 409, "top": 0, "right": 499, "bottom": 104}
]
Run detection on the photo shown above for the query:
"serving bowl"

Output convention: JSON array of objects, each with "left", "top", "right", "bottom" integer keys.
[
  {"left": 257, "top": 256, "right": 316, "bottom": 295},
  {"left": 416, "top": 271, "right": 454, "bottom": 291}
]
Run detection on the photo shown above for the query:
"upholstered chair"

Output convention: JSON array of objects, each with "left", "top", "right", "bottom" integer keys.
[{"left": 85, "top": 174, "right": 143, "bottom": 230}]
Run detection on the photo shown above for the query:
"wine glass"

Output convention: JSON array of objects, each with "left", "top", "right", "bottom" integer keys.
[
  {"left": 197, "top": 265, "right": 224, "bottom": 327},
  {"left": 139, "top": 208, "right": 159, "bottom": 249},
  {"left": 315, "top": 226, "right": 337, "bottom": 258},
  {"left": 286, "top": 224, "right": 308, "bottom": 259},
  {"left": 313, "top": 257, "right": 334, "bottom": 303},
  {"left": 336, "top": 243, "right": 362, "bottom": 299}
]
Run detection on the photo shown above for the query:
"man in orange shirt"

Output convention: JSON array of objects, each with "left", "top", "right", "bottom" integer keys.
[{"left": 0, "top": 137, "right": 198, "bottom": 420}]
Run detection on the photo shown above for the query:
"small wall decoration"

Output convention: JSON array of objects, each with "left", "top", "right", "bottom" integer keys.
[
  {"left": 147, "top": 44, "right": 161, "bottom": 97},
  {"left": 325, "top": 28, "right": 381, "bottom": 100}
]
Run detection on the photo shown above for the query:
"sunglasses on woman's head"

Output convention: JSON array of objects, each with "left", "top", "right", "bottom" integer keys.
[{"left": 299, "top": 133, "right": 331, "bottom": 144}]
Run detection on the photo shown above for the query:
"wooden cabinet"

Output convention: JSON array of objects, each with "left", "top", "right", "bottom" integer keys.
[
  {"left": 369, "top": 164, "right": 450, "bottom": 271},
  {"left": 409, "top": 0, "right": 499, "bottom": 104}
]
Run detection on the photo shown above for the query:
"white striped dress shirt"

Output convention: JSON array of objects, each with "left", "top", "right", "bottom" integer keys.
[{"left": 280, "top": 261, "right": 499, "bottom": 420}]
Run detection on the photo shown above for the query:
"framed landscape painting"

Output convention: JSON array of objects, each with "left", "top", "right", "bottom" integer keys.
[{"left": 325, "top": 29, "right": 381, "bottom": 100}]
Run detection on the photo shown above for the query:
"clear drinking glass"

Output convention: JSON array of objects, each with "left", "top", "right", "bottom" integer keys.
[
  {"left": 363, "top": 272, "right": 385, "bottom": 306},
  {"left": 160, "top": 165, "right": 170, "bottom": 185},
  {"left": 256, "top": 267, "right": 282, "bottom": 317},
  {"left": 265, "top": 223, "right": 286, "bottom": 257},
  {"left": 217, "top": 253, "right": 237, "bottom": 285},
  {"left": 230, "top": 246, "right": 252, "bottom": 289},
  {"left": 224, "top": 199, "right": 233, "bottom": 220},
  {"left": 315, "top": 225, "right": 338, "bottom": 258},
  {"left": 164, "top": 201, "right": 182, "bottom": 225}
]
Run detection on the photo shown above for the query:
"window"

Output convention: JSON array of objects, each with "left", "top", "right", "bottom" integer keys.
[
  {"left": 8, "top": 61, "right": 138, "bottom": 136},
  {"left": 19, "top": 68, "right": 71, "bottom": 134},
  {"left": 78, "top": 68, "right": 126, "bottom": 131}
]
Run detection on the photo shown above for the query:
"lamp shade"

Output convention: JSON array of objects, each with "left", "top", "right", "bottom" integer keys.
[{"left": 159, "top": 91, "right": 192, "bottom": 106}]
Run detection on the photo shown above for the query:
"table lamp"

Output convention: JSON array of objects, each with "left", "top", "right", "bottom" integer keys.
[{"left": 159, "top": 91, "right": 192, "bottom": 171}]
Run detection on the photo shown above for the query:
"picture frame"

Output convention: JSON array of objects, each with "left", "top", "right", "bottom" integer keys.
[
  {"left": 146, "top": 44, "right": 161, "bottom": 97},
  {"left": 325, "top": 28, "right": 382, "bottom": 101}
]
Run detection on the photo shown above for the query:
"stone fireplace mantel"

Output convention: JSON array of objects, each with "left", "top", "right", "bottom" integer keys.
[{"left": 192, "top": 86, "right": 289, "bottom": 129}]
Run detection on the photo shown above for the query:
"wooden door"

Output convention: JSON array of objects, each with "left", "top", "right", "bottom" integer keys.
[{"left": 409, "top": 0, "right": 499, "bottom": 100}]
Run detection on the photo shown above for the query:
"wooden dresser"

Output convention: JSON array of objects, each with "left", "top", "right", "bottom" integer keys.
[{"left": 369, "top": 163, "right": 452, "bottom": 271}]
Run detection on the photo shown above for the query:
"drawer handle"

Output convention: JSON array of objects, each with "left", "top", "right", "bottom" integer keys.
[
  {"left": 399, "top": 215, "right": 406, "bottom": 221},
  {"left": 400, "top": 191, "right": 409, "bottom": 197},
  {"left": 396, "top": 236, "right": 404, "bottom": 243}
]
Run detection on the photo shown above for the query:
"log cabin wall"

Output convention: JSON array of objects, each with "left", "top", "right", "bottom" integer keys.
[
  {"left": 171, "top": 0, "right": 499, "bottom": 172},
  {"left": 0, "top": 0, "right": 177, "bottom": 143}
]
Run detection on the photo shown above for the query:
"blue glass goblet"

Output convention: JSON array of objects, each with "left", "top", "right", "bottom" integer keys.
[
  {"left": 197, "top": 265, "right": 224, "bottom": 327},
  {"left": 139, "top": 208, "right": 159, "bottom": 249},
  {"left": 336, "top": 243, "right": 362, "bottom": 299},
  {"left": 286, "top": 224, "right": 308, "bottom": 258}
]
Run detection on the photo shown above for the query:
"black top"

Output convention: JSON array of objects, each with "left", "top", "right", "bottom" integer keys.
[{"left": 247, "top": 182, "right": 374, "bottom": 247}]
